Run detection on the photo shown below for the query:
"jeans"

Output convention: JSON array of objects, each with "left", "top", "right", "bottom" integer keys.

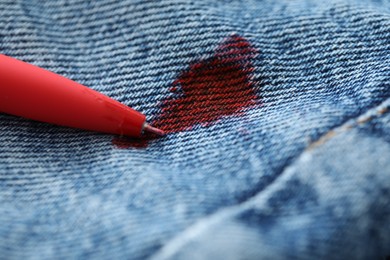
[{"left": 0, "top": 0, "right": 389, "bottom": 259}]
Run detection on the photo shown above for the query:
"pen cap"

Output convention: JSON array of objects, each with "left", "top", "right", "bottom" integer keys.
[{"left": 0, "top": 54, "right": 146, "bottom": 137}]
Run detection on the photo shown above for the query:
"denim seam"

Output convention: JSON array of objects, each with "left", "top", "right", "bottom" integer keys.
[
  {"left": 149, "top": 95, "right": 390, "bottom": 259},
  {"left": 307, "top": 98, "right": 390, "bottom": 150}
]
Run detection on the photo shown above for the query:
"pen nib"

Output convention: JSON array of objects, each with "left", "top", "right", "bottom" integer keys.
[{"left": 143, "top": 123, "right": 165, "bottom": 136}]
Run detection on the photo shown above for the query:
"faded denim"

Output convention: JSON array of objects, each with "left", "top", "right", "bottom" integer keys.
[{"left": 0, "top": 0, "right": 390, "bottom": 259}]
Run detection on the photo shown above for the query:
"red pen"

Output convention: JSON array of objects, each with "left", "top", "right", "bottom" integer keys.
[{"left": 0, "top": 54, "right": 164, "bottom": 137}]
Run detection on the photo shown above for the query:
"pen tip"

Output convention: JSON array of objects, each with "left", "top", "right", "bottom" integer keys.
[{"left": 143, "top": 123, "right": 165, "bottom": 136}]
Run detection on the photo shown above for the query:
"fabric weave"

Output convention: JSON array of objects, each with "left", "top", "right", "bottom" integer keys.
[{"left": 1, "top": 0, "right": 390, "bottom": 259}]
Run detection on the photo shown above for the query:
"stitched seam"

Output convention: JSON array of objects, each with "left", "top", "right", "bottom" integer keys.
[
  {"left": 149, "top": 96, "right": 390, "bottom": 259},
  {"left": 308, "top": 101, "right": 390, "bottom": 150}
]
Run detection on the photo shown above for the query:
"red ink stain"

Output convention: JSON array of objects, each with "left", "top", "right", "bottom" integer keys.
[
  {"left": 113, "top": 34, "right": 259, "bottom": 149},
  {"left": 112, "top": 133, "right": 157, "bottom": 149},
  {"left": 112, "top": 136, "right": 148, "bottom": 149},
  {"left": 154, "top": 35, "right": 259, "bottom": 133}
]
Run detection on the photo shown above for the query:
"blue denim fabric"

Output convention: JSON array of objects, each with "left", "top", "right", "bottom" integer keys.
[{"left": 1, "top": 0, "right": 390, "bottom": 259}]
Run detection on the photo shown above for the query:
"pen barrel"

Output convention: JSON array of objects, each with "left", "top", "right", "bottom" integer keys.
[{"left": 0, "top": 54, "right": 146, "bottom": 137}]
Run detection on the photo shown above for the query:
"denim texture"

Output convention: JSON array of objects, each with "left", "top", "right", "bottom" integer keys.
[{"left": 1, "top": 0, "right": 390, "bottom": 259}]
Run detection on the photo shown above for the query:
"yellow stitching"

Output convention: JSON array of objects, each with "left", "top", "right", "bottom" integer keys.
[{"left": 307, "top": 105, "right": 390, "bottom": 150}]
